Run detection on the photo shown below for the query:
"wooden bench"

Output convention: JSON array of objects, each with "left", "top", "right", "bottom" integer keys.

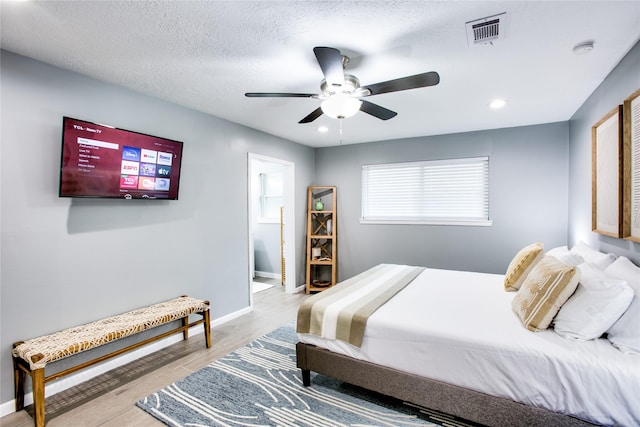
[{"left": 12, "top": 295, "right": 211, "bottom": 427}]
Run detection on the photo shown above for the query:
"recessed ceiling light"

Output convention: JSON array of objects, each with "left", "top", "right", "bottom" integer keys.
[
  {"left": 317, "top": 126, "right": 329, "bottom": 133},
  {"left": 489, "top": 99, "right": 507, "bottom": 109},
  {"left": 573, "top": 40, "right": 595, "bottom": 55}
]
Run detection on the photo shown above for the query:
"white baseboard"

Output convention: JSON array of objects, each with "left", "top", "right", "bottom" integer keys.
[
  {"left": 0, "top": 305, "right": 253, "bottom": 418},
  {"left": 254, "top": 270, "right": 280, "bottom": 280}
]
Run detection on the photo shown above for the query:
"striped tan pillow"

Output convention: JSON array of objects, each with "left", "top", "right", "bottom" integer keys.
[
  {"left": 504, "top": 242, "right": 544, "bottom": 291},
  {"left": 512, "top": 256, "right": 581, "bottom": 331}
]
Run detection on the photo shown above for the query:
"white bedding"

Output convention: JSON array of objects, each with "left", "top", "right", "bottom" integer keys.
[{"left": 298, "top": 267, "right": 640, "bottom": 426}]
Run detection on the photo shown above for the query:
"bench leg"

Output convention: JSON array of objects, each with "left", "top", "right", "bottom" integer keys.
[
  {"left": 203, "top": 309, "right": 211, "bottom": 348},
  {"left": 182, "top": 317, "right": 189, "bottom": 341},
  {"left": 32, "top": 368, "right": 45, "bottom": 427},
  {"left": 13, "top": 357, "right": 25, "bottom": 411}
]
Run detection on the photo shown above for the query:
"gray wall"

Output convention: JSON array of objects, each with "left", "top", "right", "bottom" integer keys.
[
  {"left": 0, "top": 50, "right": 314, "bottom": 404},
  {"left": 254, "top": 222, "right": 281, "bottom": 275},
  {"left": 2, "top": 38, "right": 638, "bottom": 412},
  {"left": 315, "top": 122, "right": 570, "bottom": 279},
  {"left": 568, "top": 40, "right": 640, "bottom": 264}
]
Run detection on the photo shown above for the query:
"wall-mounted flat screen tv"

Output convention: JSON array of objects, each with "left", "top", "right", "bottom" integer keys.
[{"left": 59, "top": 117, "right": 184, "bottom": 200}]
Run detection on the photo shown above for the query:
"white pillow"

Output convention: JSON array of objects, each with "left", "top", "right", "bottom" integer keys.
[
  {"left": 546, "top": 246, "right": 584, "bottom": 266},
  {"left": 569, "top": 241, "right": 616, "bottom": 269},
  {"left": 547, "top": 245, "right": 569, "bottom": 255},
  {"left": 605, "top": 257, "right": 640, "bottom": 354},
  {"left": 554, "top": 263, "right": 633, "bottom": 341}
]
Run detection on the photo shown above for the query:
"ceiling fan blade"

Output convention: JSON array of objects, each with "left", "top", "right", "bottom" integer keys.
[
  {"left": 362, "top": 71, "right": 440, "bottom": 96},
  {"left": 313, "top": 47, "right": 345, "bottom": 87},
  {"left": 360, "top": 100, "right": 397, "bottom": 120},
  {"left": 245, "top": 92, "right": 317, "bottom": 98},
  {"left": 298, "top": 107, "right": 323, "bottom": 124}
]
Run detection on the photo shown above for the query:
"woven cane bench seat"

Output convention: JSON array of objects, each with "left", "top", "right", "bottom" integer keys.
[
  {"left": 13, "top": 296, "right": 209, "bottom": 370},
  {"left": 12, "top": 295, "right": 211, "bottom": 427}
]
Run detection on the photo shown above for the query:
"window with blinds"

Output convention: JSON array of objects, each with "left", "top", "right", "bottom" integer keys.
[
  {"left": 361, "top": 156, "right": 491, "bottom": 226},
  {"left": 259, "top": 172, "right": 283, "bottom": 222}
]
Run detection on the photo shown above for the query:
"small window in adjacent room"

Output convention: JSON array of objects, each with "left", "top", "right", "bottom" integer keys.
[
  {"left": 259, "top": 172, "right": 283, "bottom": 223},
  {"left": 361, "top": 156, "right": 492, "bottom": 226}
]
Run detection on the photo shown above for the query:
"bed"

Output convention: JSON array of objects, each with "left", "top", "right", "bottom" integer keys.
[{"left": 296, "top": 256, "right": 640, "bottom": 427}]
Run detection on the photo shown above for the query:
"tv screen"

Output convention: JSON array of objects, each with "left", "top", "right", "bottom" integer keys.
[{"left": 59, "top": 117, "right": 184, "bottom": 200}]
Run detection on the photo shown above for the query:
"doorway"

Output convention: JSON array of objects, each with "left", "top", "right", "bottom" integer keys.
[{"left": 248, "top": 153, "right": 296, "bottom": 304}]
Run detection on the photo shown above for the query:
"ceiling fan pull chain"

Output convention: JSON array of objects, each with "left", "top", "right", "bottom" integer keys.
[{"left": 339, "top": 118, "right": 343, "bottom": 144}]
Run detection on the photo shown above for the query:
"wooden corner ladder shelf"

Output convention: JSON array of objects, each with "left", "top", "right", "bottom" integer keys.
[{"left": 305, "top": 186, "right": 337, "bottom": 294}]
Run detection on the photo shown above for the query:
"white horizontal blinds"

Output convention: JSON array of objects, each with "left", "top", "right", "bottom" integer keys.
[
  {"left": 363, "top": 163, "right": 422, "bottom": 218},
  {"left": 362, "top": 157, "right": 489, "bottom": 223}
]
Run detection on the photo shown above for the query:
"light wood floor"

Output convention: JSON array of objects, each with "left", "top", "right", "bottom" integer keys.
[{"left": 2, "top": 281, "right": 306, "bottom": 427}]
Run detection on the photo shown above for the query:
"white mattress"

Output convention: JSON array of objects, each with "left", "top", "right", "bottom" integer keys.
[{"left": 298, "top": 267, "right": 640, "bottom": 426}]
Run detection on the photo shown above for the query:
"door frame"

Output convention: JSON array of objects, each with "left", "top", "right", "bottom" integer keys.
[{"left": 247, "top": 153, "right": 296, "bottom": 303}]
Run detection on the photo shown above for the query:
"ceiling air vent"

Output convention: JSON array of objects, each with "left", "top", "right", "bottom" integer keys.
[{"left": 465, "top": 12, "right": 507, "bottom": 46}]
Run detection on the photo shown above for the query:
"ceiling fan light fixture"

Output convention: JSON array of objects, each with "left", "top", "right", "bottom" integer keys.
[
  {"left": 246, "top": 47, "right": 439, "bottom": 124},
  {"left": 321, "top": 93, "right": 362, "bottom": 119}
]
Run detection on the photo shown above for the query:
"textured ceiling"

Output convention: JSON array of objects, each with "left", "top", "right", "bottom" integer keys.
[{"left": 2, "top": 1, "right": 639, "bottom": 147}]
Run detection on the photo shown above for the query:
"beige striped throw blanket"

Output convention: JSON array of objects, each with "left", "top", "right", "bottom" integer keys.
[{"left": 297, "top": 264, "right": 425, "bottom": 347}]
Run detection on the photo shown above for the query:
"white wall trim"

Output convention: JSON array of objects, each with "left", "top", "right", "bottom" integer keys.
[
  {"left": 254, "top": 270, "right": 280, "bottom": 280},
  {"left": 0, "top": 305, "right": 252, "bottom": 417},
  {"left": 247, "top": 153, "right": 296, "bottom": 299}
]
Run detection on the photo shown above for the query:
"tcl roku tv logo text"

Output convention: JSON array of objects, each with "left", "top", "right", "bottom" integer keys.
[{"left": 73, "top": 124, "right": 102, "bottom": 134}]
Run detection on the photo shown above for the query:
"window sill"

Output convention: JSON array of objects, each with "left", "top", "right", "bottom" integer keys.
[{"left": 360, "top": 219, "right": 493, "bottom": 227}]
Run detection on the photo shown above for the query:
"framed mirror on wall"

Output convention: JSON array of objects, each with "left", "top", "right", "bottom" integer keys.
[{"left": 592, "top": 105, "right": 623, "bottom": 238}]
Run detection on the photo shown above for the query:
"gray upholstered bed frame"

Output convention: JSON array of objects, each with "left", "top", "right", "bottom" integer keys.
[{"left": 296, "top": 342, "right": 595, "bottom": 427}]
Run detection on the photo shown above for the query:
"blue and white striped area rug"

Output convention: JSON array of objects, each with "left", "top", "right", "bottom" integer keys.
[{"left": 136, "top": 324, "right": 471, "bottom": 427}]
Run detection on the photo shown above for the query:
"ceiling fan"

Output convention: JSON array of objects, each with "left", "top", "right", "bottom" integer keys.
[{"left": 245, "top": 47, "right": 440, "bottom": 124}]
